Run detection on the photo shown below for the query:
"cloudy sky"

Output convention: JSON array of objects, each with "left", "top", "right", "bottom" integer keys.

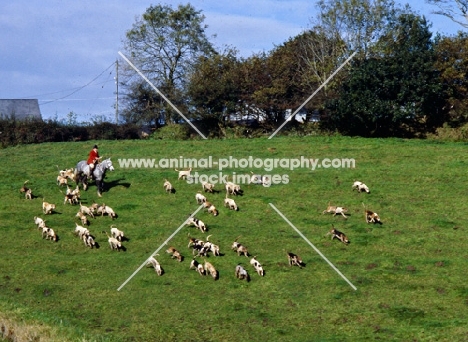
[{"left": 1, "top": 0, "right": 463, "bottom": 123}]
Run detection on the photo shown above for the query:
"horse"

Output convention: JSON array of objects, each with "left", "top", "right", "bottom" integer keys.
[{"left": 75, "top": 158, "right": 114, "bottom": 197}]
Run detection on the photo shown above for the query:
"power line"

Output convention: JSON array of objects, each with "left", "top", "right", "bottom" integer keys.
[
  {"left": 39, "top": 62, "right": 116, "bottom": 106},
  {"left": 25, "top": 77, "right": 113, "bottom": 99},
  {"left": 39, "top": 97, "right": 115, "bottom": 102},
  {"left": 86, "top": 62, "right": 116, "bottom": 116}
]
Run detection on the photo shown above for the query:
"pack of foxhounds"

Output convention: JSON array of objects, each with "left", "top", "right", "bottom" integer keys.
[
  {"left": 23, "top": 164, "right": 382, "bottom": 282},
  {"left": 25, "top": 165, "right": 123, "bottom": 251}
]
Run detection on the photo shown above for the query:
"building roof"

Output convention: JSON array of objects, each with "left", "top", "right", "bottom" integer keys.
[{"left": 0, "top": 99, "right": 42, "bottom": 120}]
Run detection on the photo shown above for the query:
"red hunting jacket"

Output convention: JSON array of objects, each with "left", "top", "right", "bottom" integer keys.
[{"left": 87, "top": 149, "right": 100, "bottom": 165}]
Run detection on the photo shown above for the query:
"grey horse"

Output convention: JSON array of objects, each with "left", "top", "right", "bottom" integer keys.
[{"left": 75, "top": 158, "right": 114, "bottom": 197}]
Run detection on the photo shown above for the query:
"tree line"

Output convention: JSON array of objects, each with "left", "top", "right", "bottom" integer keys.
[{"left": 118, "top": 1, "right": 468, "bottom": 138}]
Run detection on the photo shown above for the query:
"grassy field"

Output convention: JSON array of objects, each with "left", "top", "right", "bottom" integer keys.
[{"left": 0, "top": 136, "right": 467, "bottom": 341}]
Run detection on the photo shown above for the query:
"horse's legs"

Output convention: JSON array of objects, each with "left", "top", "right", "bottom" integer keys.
[
  {"left": 96, "top": 179, "right": 103, "bottom": 197},
  {"left": 77, "top": 173, "right": 88, "bottom": 191}
]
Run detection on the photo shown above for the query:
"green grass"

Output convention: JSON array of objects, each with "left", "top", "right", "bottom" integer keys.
[{"left": 1, "top": 136, "right": 468, "bottom": 341}]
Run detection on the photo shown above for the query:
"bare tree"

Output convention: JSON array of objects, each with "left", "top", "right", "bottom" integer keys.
[
  {"left": 315, "top": 0, "right": 405, "bottom": 57},
  {"left": 296, "top": 27, "right": 345, "bottom": 96},
  {"left": 427, "top": 0, "right": 468, "bottom": 28}
]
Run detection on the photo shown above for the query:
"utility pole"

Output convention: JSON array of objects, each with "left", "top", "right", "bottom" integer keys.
[{"left": 115, "top": 59, "right": 119, "bottom": 124}]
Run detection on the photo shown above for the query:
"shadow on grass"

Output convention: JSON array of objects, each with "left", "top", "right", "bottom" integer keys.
[
  {"left": 83, "top": 178, "right": 131, "bottom": 193},
  {"left": 104, "top": 178, "right": 131, "bottom": 191}
]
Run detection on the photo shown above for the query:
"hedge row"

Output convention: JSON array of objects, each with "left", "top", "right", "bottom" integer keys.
[{"left": 0, "top": 119, "right": 142, "bottom": 148}]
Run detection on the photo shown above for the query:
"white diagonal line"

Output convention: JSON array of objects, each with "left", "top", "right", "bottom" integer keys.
[
  {"left": 269, "top": 203, "right": 357, "bottom": 291},
  {"left": 118, "top": 51, "right": 207, "bottom": 140},
  {"left": 117, "top": 204, "right": 205, "bottom": 291},
  {"left": 268, "top": 51, "right": 357, "bottom": 139}
]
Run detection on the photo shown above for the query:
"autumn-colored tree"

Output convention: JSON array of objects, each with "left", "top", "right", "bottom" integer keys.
[
  {"left": 232, "top": 43, "right": 309, "bottom": 129},
  {"left": 250, "top": 42, "right": 304, "bottom": 126}
]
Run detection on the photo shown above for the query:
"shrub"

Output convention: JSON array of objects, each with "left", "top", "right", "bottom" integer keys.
[
  {"left": 152, "top": 124, "right": 190, "bottom": 140},
  {"left": 428, "top": 122, "right": 468, "bottom": 142}
]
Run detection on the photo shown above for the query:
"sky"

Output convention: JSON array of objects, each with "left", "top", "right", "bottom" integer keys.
[{"left": 1, "top": 0, "right": 464, "bottom": 123}]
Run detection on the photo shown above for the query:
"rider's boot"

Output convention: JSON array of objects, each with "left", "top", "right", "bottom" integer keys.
[{"left": 88, "top": 167, "right": 94, "bottom": 181}]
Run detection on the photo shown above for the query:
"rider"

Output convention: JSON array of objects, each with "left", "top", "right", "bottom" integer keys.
[{"left": 87, "top": 144, "right": 100, "bottom": 179}]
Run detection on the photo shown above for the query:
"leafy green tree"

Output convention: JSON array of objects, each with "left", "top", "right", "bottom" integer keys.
[
  {"left": 324, "top": 14, "right": 446, "bottom": 137},
  {"left": 120, "top": 82, "right": 163, "bottom": 125},
  {"left": 187, "top": 48, "right": 240, "bottom": 131},
  {"left": 434, "top": 32, "right": 468, "bottom": 125},
  {"left": 295, "top": 0, "right": 406, "bottom": 124},
  {"left": 120, "top": 3, "right": 215, "bottom": 125}
]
